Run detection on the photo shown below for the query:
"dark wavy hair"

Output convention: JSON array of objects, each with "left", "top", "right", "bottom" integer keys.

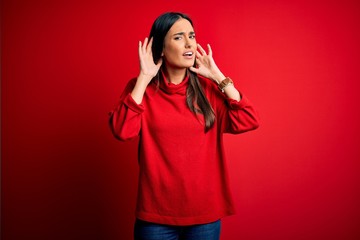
[{"left": 149, "top": 12, "right": 215, "bottom": 131}]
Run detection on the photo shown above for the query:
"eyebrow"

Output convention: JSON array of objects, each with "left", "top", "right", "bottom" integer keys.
[{"left": 173, "top": 31, "right": 195, "bottom": 36}]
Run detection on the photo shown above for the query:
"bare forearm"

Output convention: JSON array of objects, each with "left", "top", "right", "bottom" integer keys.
[
  {"left": 223, "top": 85, "right": 241, "bottom": 101},
  {"left": 213, "top": 73, "right": 241, "bottom": 102},
  {"left": 131, "top": 74, "right": 152, "bottom": 104},
  {"left": 132, "top": 37, "right": 163, "bottom": 104}
]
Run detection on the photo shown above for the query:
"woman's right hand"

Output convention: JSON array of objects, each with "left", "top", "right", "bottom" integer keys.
[
  {"left": 131, "top": 37, "right": 162, "bottom": 104},
  {"left": 138, "top": 37, "right": 163, "bottom": 85}
]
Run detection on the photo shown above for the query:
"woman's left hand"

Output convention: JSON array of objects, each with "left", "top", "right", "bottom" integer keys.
[{"left": 189, "top": 43, "right": 225, "bottom": 83}]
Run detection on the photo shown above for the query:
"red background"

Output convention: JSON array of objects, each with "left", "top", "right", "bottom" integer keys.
[{"left": 2, "top": 0, "right": 360, "bottom": 239}]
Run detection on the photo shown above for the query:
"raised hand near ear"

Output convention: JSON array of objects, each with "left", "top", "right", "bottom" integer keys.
[
  {"left": 189, "top": 44, "right": 225, "bottom": 84},
  {"left": 190, "top": 43, "right": 241, "bottom": 101},
  {"left": 131, "top": 37, "right": 163, "bottom": 104},
  {"left": 138, "top": 37, "right": 163, "bottom": 85}
]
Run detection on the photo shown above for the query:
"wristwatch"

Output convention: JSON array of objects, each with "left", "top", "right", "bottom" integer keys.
[{"left": 218, "top": 77, "right": 233, "bottom": 92}]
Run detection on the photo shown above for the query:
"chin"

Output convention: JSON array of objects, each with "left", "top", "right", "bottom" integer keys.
[
  {"left": 166, "top": 60, "right": 194, "bottom": 69},
  {"left": 173, "top": 64, "right": 194, "bottom": 69},
  {"left": 183, "top": 61, "right": 195, "bottom": 68}
]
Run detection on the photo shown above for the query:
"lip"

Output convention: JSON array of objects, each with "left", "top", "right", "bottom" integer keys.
[{"left": 182, "top": 51, "right": 194, "bottom": 59}]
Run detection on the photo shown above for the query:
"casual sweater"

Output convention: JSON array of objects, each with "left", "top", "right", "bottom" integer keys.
[{"left": 109, "top": 73, "right": 259, "bottom": 226}]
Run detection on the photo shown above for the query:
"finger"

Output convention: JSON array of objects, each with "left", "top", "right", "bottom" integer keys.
[
  {"left": 207, "top": 44, "right": 212, "bottom": 56},
  {"left": 197, "top": 43, "right": 206, "bottom": 55},
  {"left": 147, "top": 37, "right": 153, "bottom": 53},
  {"left": 195, "top": 57, "right": 201, "bottom": 66},
  {"left": 138, "top": 40, "right": 142, "bottom": 56},
  {"left": 195, "top": 51, "right": 203, "bottom": 59},
  {"left": 142, "top": 37, "right": 148, "bottom": 54}
]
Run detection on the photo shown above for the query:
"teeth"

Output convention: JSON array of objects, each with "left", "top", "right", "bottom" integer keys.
[{"left": 184, "top": 52, "right": 193, "bottom": 56}]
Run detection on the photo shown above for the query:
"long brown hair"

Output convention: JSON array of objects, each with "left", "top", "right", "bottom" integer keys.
[{"left": 149, "top": 12, "right": 215, "bottom": 131}]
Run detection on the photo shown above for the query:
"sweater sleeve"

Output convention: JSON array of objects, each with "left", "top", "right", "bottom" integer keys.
[
  {"left": 221, "top": 93, "right": 260, "bottom": 134},
  {"left": 109, "top": 78, "right": 144, "bottom": 141},
  {"left": 210, "top": 83, "right": 260, "bottom": 134}
]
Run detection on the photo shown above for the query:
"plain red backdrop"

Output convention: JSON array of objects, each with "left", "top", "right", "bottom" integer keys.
[{"left": 2, "top": 0, "right": 360, "bottom": 239}]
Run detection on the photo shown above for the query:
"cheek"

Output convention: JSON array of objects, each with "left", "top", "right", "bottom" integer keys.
[
  {"left": 163, "top": 40, "right": 181, "bottom": 55},
  {"left": 163, "top": 46, "right": 180, "bottom": 60}
]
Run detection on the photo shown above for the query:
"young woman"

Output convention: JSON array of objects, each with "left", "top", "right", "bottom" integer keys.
[{"left": 109, "top": 12, "right": 259, "bottom": 240}]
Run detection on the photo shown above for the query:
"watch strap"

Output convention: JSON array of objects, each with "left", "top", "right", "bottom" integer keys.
[{"left": 218, "top": 77, "right": 233, "bottom": 92}]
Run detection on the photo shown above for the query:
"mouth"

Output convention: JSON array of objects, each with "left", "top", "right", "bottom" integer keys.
[{"left": 183, "top": 51, "right": 194, "bottom": 58}]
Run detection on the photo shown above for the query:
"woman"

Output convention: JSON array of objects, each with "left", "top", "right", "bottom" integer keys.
[{"left": 109, "top": 12, "right": 259, "bottom": 240}]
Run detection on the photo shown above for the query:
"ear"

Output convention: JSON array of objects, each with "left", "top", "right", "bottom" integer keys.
[{"left": 161, "top": 52, "right": 164, "bottom": 56}]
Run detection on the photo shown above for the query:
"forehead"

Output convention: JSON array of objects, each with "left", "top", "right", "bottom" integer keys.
[{"left": 168, "top": 18, "right": 194, "bottom": 34}]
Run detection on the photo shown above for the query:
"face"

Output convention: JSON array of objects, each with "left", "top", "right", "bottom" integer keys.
[{"left": 162, "top": 18, "right": 197, "bottom": 69}]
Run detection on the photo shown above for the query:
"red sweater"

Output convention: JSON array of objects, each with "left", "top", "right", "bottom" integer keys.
[{"left": 109, "top": 74, "right": 259, "bottom": 226}]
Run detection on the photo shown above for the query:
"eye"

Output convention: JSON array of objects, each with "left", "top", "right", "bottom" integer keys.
[
  {"left": 174, "top": 36, "right": 182, "bottom": 40},
  {"left": 189, "top": 35, "right": 196, "bottom": 39}
]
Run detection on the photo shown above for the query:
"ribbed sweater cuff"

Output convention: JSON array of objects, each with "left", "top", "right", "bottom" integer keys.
[
  {"left": 226, "top": 93, "right": 251, "bottom": 110},
  {"left": 124, "top": 93, "right": 145, "bottom": 113}
]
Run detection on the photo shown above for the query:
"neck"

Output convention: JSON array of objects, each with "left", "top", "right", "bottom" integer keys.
[{"left": 163, "top": 67, "right": 187, "bottom": 85}]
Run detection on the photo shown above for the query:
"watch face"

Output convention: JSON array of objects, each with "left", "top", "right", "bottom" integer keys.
[{"left": 219, "top": 78, "right": 233, "bottom": 92}]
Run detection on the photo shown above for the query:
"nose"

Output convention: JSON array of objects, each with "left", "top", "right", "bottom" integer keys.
[{"left": 185, "top": 37, "right": 193, "bottom": 48}]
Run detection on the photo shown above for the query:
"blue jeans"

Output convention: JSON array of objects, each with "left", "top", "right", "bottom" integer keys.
[{"left": 134, "top": 219, "right": 221, "bottom": 240}]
